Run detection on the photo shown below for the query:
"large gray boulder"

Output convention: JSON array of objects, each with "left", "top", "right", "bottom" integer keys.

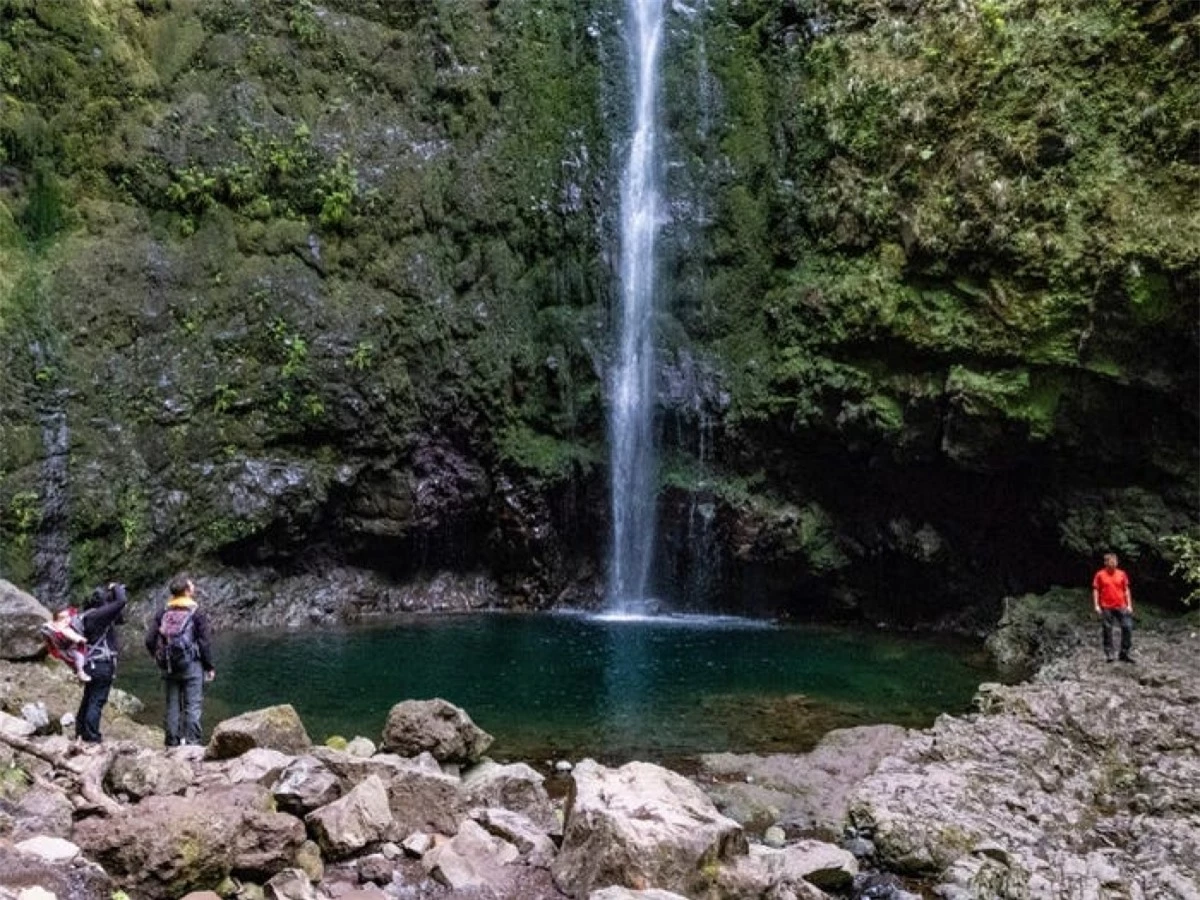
[
  {"left": 0, "top": 579, "right": 51, "bottom": 660},
  {"left": 462, "top": 759, "right": 558, "bottom": 833},
  {"left": 380, "top": 698, "right": 493, "bottom": 763},
  {"left": 207, "top": 704, "right": 313, "bottom": 759},
  {"left": 305, "top": 774, "right": 393, "bottom": 859},
  {"left": 552, "top": 760, "right": 747, "bottom": 898},
  {"left": 272, "top": 755, "right": 343, "bottom": 814},
  {"left": 422, "top": 819, "right": 519, "bottom": 895},
  {"left": 386, "top": 757, "right": 467, "bottom": 841},
  {"left": 73, "top": 782, "right": 306, "bottom": 897},
  {"left": 107, "top": 748, "right": 194, "bottom": 799}
]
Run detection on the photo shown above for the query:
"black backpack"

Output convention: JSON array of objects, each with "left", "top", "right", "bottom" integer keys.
[{"left": 155, "top": 608, "right": 198, "bottom": 673}]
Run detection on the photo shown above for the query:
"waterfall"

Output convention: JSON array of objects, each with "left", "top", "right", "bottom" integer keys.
[{"left": 609, "top": 0, "right": 666, "bottom": 611}]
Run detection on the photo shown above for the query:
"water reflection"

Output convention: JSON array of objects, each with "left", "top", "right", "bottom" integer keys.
[{"left": 119, "top": 613, "right": 993, "bottom": 763}]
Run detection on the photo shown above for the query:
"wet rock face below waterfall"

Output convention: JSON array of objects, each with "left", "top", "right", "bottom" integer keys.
[{"left": 0, "top": 1, "right": 1194, "bottom": 621}]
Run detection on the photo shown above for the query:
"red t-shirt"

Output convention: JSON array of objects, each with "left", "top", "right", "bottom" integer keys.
[{"left": 1093, "top": 567, "right": 1130, "bottom": 610}]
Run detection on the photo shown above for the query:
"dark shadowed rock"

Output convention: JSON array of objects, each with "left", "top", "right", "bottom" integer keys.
[{"left": 380, "top": 698, "right": 493, "bottom": 763}]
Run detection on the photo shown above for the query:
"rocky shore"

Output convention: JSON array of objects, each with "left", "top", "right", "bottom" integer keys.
[{"left": 1, "top": 579, "right": 1197, "bottom": 899}]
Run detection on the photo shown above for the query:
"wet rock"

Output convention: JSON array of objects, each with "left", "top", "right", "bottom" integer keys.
[
  {"left": 552, "top": 759, "right": 746, "bottom": 898},
  {"left": 380, "top": 698, "right": 493, "bottom": 763},
  {"left": 0, "top": 580, "right": 50, "bottom": 660},
  {"left": 208, "top": 704, "right": 313, "bottom": 759}
]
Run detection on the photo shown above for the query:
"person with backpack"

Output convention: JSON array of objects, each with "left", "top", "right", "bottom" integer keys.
[
  {"left": 74, "top": 581, "right": 129, "bottom": 746},
  {"left": 144, "top": 575, "right": 216, "bottom": 747}
]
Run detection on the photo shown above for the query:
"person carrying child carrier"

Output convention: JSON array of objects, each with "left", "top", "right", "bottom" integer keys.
[
  {"left": 74, "top": 581, "right": 129, "bottom": 746},
  {"left": 144, "top": 575, "right": 216, "bottom": 747},
  {"left": 41, "top": 608, "right": 92, "bottom": 682}
]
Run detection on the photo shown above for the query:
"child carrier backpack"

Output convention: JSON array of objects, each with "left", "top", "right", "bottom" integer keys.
[
  {"left": 40, "top": 607, "right": 86, "bottom": 670},
  {"left": 155, "top": 607, "right": 198, "bottom": 674}
]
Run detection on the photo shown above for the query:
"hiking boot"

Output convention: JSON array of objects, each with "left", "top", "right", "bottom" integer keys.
[
  {"left": 1119, "top": 653, "right": 1135, "bottom": 664},
  {"left": 1105, "top": 653, "right": 1115, "bottom": 663}
]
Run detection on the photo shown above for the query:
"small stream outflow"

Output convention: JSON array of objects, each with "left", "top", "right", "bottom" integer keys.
[{"left": 609, "top": 0, "right": 666, "bottom": 611}]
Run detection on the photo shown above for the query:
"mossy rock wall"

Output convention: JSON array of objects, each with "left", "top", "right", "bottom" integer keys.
[{"left": 0, "top": 0, "right": 1195, "bottom": 621}]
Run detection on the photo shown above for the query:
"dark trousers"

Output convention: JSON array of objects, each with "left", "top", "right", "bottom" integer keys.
[
  {"left": 75, "top": 659, "right": 115, "bottom": 743},
  {"left": 1101, "top": 608, "right": 1133, "bottom": 658},
  {"left": 164, "top": 663, "right": 205, "bottom": 746}
]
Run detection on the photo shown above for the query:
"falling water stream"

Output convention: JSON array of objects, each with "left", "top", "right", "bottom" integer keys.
[{"left": 609, "top": 0, "right": 666, "bottom": 610}]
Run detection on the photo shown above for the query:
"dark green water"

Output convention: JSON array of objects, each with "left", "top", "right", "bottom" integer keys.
[{"left": 119, "top": 612, "right": 994, "bottom": 763}]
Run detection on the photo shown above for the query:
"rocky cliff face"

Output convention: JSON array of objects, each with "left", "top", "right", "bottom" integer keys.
[{"left": 0, "top": 1, "right": 1195, "bottom": 622}]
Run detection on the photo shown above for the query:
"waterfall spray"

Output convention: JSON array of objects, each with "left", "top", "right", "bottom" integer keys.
[{"left": 609, "top": 0, "right": 666, "bottom": 610}]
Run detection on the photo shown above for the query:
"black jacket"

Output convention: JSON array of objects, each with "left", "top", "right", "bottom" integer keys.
[
  {"left": 144, "top": 601, "right": 215, "bottom": 672},
  {"left": 79, "top": 584, "right": 128, "bottom": 661}
]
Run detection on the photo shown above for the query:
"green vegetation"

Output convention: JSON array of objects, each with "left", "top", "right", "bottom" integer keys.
[
  {"left": 0, "top": 0, "right": 1193, "bottom": 605},
  {"left": 1161, "top": 532, "right": 1200, "bottom": 607}
]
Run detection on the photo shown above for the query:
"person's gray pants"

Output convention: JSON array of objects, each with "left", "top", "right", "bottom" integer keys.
[
  {"left": 163, "top": 663, "right": 205, "bottom": 746},
  {"left": 1101, "top": 608, "right": 1133, "bottom": 659}
]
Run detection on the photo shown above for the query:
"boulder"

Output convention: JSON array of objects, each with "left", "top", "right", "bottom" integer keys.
[
  {"left": 73, "top": 782, "right": 306, "bottom": 896},
  {"left": 462, "top": 759, "right": 558, "bottom": 833},
  {"left": 207, "top": 704, "right": 313, "bottom": 759},
  {"left": 0, "top": 580, "right": 50, "bottom": 660},
  {"left": 699, "top": 724, "right": 909, "bottom": 838},
  {"left": 345, "top": 737, "right": 377, "bottom": 758},
  {"left": 422, "top": 819, "right": 519, "bottom": 894},
  {"left": 107, "top": 748, "right": 194, "bottom": 799},
  {"left": 552, "top": 760, "right": 747, "bottom": 898},
  {"left": 717, "top": 841, "right": 858, "bottom": 897},
  {"left": 0, "top": 709, "right": 36, "bottom": 739},
  {"left": 272, "top": 755, "right": 343, "bottom": 814},
  {"left": 13, "top": 836, "right": 81, "bottom": 863},
  {"left": 264, "top": 868, "right": 317, "bottom": 900},
  {"left": 10, "top": 786, "right": 75, "bottom": 841},
  {"left": 0, "top": 843, "right": 114, "bottom": 900},
  {"left": 588, "top": 890, "right": 692, "bottom": 900},
  {"left": 203, "top": 747, "right": 295, "bottom": 789},
  {"left": 471, "top": 807, "right": 558, "bottom": 868},
  {"left": 380, "top": 698, "right": 492, "bottom": 763},
  {"left": 385, "top": 758, "right": 467, "bottom": 840},
  {"left": 305, "top": 774, "right": 392, "bottom": 859}
]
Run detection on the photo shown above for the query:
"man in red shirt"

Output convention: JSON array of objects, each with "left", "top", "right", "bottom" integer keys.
[{"left": 1092, "top": 552, "right": 1134, "bottom": 663}]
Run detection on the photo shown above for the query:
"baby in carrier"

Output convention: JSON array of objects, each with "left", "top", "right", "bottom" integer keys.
[{"left": 41, "top": 608, "right": 92, "bottom": 682}]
